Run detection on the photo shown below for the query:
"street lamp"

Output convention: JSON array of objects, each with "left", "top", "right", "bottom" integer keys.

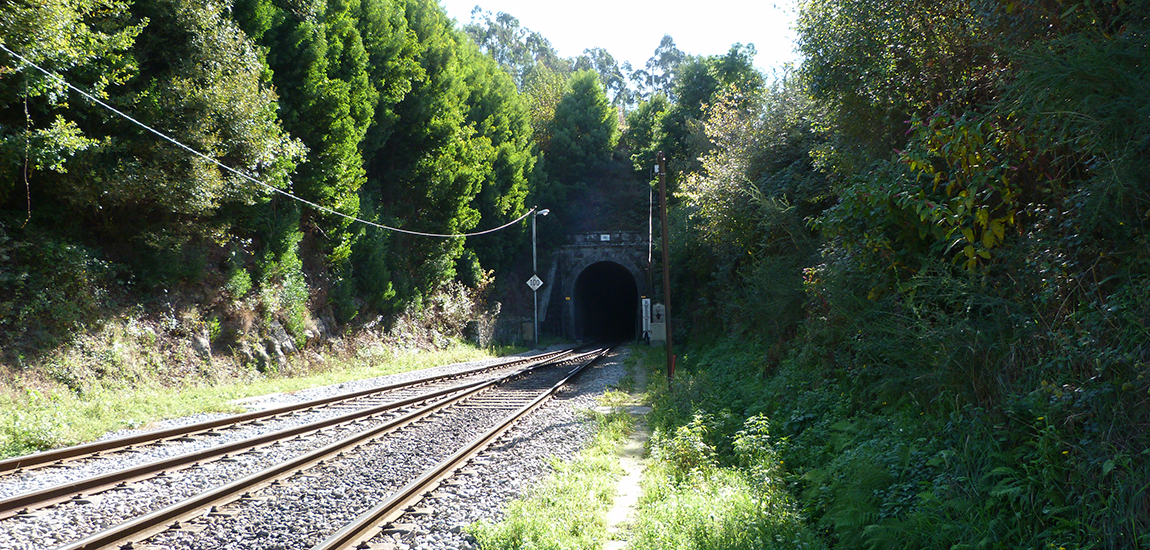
[{"left": 531, "top": 207, "right": 550, "bottom": 347}]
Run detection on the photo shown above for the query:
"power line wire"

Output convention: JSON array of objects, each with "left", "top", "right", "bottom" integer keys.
[{"left": 0, "top": 43, "right": 536, "bottom": 238}]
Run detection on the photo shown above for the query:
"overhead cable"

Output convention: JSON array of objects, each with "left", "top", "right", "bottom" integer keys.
[{"left": 0, "top": 43, "right": 534, "bottom": 238}]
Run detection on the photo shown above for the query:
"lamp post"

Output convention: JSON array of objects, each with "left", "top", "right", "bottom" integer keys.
[{"left": 531, "top": 208, "right": 549, "bottom": 347}]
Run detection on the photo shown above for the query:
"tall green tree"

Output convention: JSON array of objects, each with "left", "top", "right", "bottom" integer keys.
[
  {"left": 234, "top": 0, "right": 377, "bottom": 254},
  {"left": 357, "top": 0, "right": 488, "bottom": 307},
  {"left": 460, "top": 44, "right": 536, "bottom": 275},
  {"left": 546, "top": 70, "right": 617, "bottom": 189},
  {"left": 575, "top": 47, "right": 630, "bottom": 108}
]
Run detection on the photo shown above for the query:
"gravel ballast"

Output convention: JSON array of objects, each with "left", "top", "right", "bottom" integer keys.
[{"left": 0, "top": 346, "right": 629, "bottom": 550}]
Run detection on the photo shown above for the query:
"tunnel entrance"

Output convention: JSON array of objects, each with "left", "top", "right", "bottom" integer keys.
[{"left": 573, "top": 261, "right": 639, "bottom": 341}]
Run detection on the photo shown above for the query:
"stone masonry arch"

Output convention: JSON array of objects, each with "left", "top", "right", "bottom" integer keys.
[{"left": 537, "top": 231, "right": 649, "bottom": 341}]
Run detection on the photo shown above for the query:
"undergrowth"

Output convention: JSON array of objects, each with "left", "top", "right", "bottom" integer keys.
[
  {"left": 640, "top": 294, "right": 1150, "bottom": 549},
  {"left": 631, "top": 347, "right": 824, "bottom": 550},
  {"left": 468, "top": 408, "right": 633, "bottom": 550}
]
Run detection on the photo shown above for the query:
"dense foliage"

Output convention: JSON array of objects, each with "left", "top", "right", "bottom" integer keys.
[
  {"left": 0, "top": 0, "right": 676, "bottom": 400},
  {"left": 5, "top": 0, "right": 1147, "bottom": 544},
  {"left": 640, "top": 0, "right": 1150, "bottom": 547},
  {"left": 0, "top": 0, "right": 545, "bottom": 357}
]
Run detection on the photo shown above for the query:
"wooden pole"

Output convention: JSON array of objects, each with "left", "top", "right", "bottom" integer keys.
[{"left": 657, "top": 152, "right": 674, "bottom": 381}]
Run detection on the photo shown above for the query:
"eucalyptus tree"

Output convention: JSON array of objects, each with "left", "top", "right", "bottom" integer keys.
[
  {"left": 462, "top": 9, "right": 567, "bottom": 90},
  {"left": 575, "top": 47, "right": 631, "bottom": 109},
  {"left": 629, "top": 34, "right": 683, "bottom": 101}
]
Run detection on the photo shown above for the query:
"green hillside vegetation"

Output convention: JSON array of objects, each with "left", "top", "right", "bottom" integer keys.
[
  {"left": 3, "top": 0, "right": 1149, "bottom": 546},
  {"left": 623, "top": 0, "right": 1149, "bottom": 547}
]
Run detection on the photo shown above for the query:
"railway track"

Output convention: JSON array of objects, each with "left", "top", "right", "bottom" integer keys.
[
  {"left": 0, "top": 348, "right": 574, "bottom": 476},
  {"left": 0, "top": 345, "right": 615, "bottom": 550}
]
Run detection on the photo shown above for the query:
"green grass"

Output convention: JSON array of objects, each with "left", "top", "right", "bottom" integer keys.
[
  {"left": 468, "top": 407, "right": 634, "bottom": 550},
  {"left": 0, "top": 341, "right": 510, "bottom": 458},
  {"left": 622, "top": 346, "right": 824, "bottom": 550},
  {"left": 629, "top": 465, "right": 824, "bottom": 550}
]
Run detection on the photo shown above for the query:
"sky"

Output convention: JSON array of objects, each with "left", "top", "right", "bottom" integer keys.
[{"left": 436, "top": 0, "right": 800, "bottom": 75}]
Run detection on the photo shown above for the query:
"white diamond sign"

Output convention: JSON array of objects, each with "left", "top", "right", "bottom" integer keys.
[{"left": 526, "top": 274, "right": 543, "bottom": 291}]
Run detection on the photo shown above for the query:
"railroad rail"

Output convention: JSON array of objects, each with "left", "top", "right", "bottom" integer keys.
[
  {"left": 0, "top": 348, "right": 579, "bottom": 521},
  {"left": 316, "top": 346, "right": 610, "bottom": 550},
  {"left": 0, "top": 348, "right": 574, "bottom": 475},
  {"left": 3, "top": 345, "right": 609, "bottom": 550}
]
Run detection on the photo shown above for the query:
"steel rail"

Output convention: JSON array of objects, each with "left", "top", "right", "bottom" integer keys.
[
  {"left": 313, "top": 346, "right": 612, "bottom": 550},
  {"left": 48, "top": 349, "right": 602, "bottom": 550},
  {"left": 0, "top": 349, "right": 574, "bottom": 474},
  {"left": 0, "top": 374, "right": 493, "bottom": 519}
]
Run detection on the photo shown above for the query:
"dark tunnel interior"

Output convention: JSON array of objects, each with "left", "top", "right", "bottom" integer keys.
[{"left": 573, "top": 261, "right": 638, "bottom": 341}]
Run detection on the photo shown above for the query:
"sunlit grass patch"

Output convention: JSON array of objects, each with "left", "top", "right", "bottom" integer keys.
[
  {"left": 629, "top": 464, "right": 824, "bottom": 550},
  {"left": 468, "top": 409, "right": 633, "bottom": 550},
  {"left": 631, "top": 437, "right": 823, "bottom": 550}
]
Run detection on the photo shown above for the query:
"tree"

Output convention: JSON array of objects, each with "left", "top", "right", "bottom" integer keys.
[
  {"left": 621, "top": 93, "right": 668, "bottom": 177},
  {"left": 796, "top": 0, "right": 994, "bottom": 168},
  {"left": 6, "top": 0, "right": 301, "bottom": 237},
  {"left": 461, "top": 9, "right": 567, "bottom": 90},
  {"left": 356, "top": 0, "right": 489, "bottom": 307},
  {"left": 546, "top": 70, "right": 618, "bottom": 189},
  {"left": 521, "top": 64, "right": 567, "bottom": 152},
  {"left": 0, "top": 0, "right": 143, "bottom": 208},
  {"left": 673, "top": 77, "right": 826, "bottom": 339},
  {"left": 630, "top": 34, "right": 683, "bottom": 100},
  {"left": 575, "top": 47, "right": 630, "bottom": 108},
  {"left": 460, "top": 42, "right": 537, "bottom": 275},
  {"left": 234, "top": 0, "right": 377, "bottom": 251},
  {"left": 645, "top": 44, "right": 765, "bottom": 190}
]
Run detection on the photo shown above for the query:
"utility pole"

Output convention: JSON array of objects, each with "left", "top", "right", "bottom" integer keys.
[{"left": 657, "top": 151, "right": 674, "bottom": 381}]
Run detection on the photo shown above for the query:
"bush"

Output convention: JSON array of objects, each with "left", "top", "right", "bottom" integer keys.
[
  {"left": 651, "top": 414, "right": 717, "bottom": 484},
  {"left": 633, "top": 411, "right": 824, "bottom": 550},
  {"left": 0, "top": 389, "right": 66, "bottom": 457},
  {"left": 258, "top": 231, "right": 310, "bottom": 345},
  {"left": 0, "top": 224, "right": 115, "bottom": 351}
]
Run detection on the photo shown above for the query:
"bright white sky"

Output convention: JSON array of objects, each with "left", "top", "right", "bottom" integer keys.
[{"left": 437, "top": 0, "right": 800, "bottom": 75}]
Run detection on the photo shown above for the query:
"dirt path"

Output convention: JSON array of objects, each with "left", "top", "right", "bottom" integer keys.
[{"left": 602, "top": 356, "right": 652, "bottom": 550}]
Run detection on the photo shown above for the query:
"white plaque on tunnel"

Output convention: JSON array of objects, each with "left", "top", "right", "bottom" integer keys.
[{"left": 526, "top": 275, "right": 543, "bottom": 291}]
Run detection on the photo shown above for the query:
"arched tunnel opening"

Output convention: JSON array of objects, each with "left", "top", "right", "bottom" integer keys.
[{"left": 573, "top": 261, "right": 639, "bottom": 341}]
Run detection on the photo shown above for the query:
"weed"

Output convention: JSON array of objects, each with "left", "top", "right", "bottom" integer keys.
[
  {"left": 631, "top": 459, "right": 823, "bottom": 550},
  {"left": 468, "top": 409, "right": 631, "bottom": 550}
]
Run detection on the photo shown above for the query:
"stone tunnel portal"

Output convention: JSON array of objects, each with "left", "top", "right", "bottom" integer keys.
[{"left": 573, "top": 261, "right": 639, "bottom": 341}]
